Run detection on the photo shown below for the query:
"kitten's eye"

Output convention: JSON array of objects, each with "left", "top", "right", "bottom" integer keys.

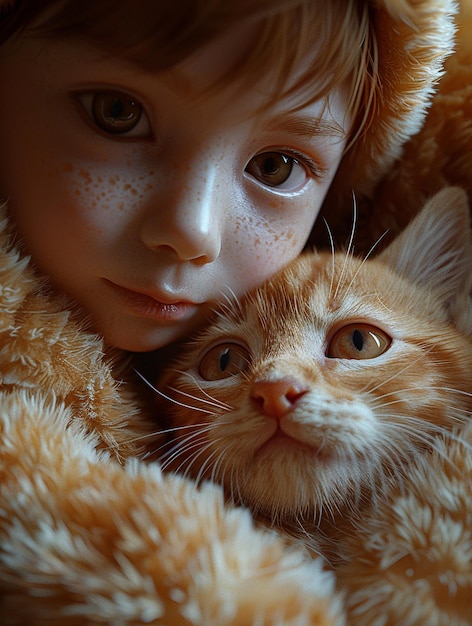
[
  {"left": 77, "top": 91, "right": 151, "bottom": 137},
  {"left": 198, "top": 343, "right": 251, "bottom": 381},
  {"left": 245, "top": 152, "right": 308, "bottom": 191},
  {"left": 327, "top": 323, "right": 391, "bottom": 360}
]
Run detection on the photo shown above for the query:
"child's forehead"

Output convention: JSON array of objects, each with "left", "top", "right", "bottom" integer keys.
[
  {"left": 16, "top": 0, "right": 362, "bottom": 102},
  {"left": 11, "top": 1, "right": 307, "bottom": 67}
]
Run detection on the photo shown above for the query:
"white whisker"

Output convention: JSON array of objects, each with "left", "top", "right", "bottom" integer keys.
[
  {"left": 322, "top": 217, "right": 336, "bottom": 300},
  {"left": 342, "top": 229, "right": 390, "bottom": 299},
  {"left": 333, "top": 193, "right": 357, "bottom": 302},
  {"left": 173, "top": 371, "right": 233, "bottom": 411},
  {"left": 160, "top": 434, "right": 210, "bottom": 473},
  {"left": 133, "top": 367, "right": 217, "bottom": 414},
  {"left": 360, "top": 347, "right": 434, "bottom": 395},
  {"left": 179, "top": 440, "right": 222, "bottom": 481},
  {"left": 194, "top": 444, "right": 226, "bottom": 485},
  {"left": 215, "top": 286, "right": 244, "bottom": 321},
  {"left": 123, "top": 422, "right": 213, "bottom": 447}
]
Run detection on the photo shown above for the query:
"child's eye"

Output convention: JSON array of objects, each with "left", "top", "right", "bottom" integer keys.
[
  {"left": 198, "top": 342, "right": 251, "bottom": 381},
  {"left": 76, "top": 91, "right": 152, "bottom": 138},
  {"left": 327, "top": 323, "right": 391, "bottom": 360},
  {"left": 244, "top": 151, "right": 311, "bottom": 191}
]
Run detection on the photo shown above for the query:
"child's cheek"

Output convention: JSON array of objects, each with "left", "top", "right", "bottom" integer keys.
[
  {"left": 237, "top": 212, "right": 296, "bottom": 251},
  {"left": 229, "top": 208, "right": 300, "bottom": 288},
  {"left": 63, "top": 162, "right": 155, "bottom": 231}
]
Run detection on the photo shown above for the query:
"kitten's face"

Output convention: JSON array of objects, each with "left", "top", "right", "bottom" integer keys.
[{"left": 157, "top": 247, "right": 472, "bottom": 521}]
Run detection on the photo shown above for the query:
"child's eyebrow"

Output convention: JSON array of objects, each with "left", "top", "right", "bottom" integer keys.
[
  {"left": 266, "top": 115, "right": 346, "bottom": 139},
  {"left": 159, "top": 68, "right": 193, "bottom": 99}
]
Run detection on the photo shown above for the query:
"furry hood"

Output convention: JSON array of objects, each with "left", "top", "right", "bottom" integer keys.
[{"left": 329, "top": 0, "right": 458, "bottom": 206}]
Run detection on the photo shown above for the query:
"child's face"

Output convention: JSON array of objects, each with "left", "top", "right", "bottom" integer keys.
[{"left": 0, "top": 22, "right": 349, "bottom": 351}]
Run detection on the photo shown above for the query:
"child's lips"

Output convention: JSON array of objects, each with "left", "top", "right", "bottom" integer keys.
[{"left": 103, "top": 279, "right": 199, "bottom": 322}]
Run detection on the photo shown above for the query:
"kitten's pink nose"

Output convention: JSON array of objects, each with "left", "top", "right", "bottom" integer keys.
[{"left": 251, "top": 378, "right": 308, "bottom": 419}]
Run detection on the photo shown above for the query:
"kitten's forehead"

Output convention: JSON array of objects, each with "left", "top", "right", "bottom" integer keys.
[
  {"left": 253, "top": 251, "right": 363, "bottom": 316},
  {"left": 238, "top": 250, "right": 414, "bottom": 339},
  {"left": 265, "top": 252, "right": 331, "bottom": 305},
  {"left": 234, "top": 252, "right": 345, "bottom": 347}
]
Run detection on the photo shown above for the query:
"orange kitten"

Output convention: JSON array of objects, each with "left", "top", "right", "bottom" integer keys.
[{"left": 153, "top": 188, "right": 472, "bottom": 529}]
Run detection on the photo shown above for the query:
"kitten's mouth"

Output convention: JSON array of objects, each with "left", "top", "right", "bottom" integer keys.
[{"left": 256, "top": 428, "right": 324, "bottom": 459}]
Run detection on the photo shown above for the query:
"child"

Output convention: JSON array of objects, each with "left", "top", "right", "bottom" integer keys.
[
  {"left": 0, "top": 0, "right": 457, "bottom": 623},
  {"left": 0, "top": 0, "right": 372, "bottom": 353},
  {"left": 0, "top": 0, "right": 452, "bottom": 354}
]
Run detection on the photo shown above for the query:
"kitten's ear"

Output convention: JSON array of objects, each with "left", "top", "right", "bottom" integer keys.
[{"left": 378, "top": 187, "right": 472, "bottom": 330}]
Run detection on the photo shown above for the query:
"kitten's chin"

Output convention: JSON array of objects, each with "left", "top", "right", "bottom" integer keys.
[{"left": 235, "top": 442, "right": 345, "bottom": 520}]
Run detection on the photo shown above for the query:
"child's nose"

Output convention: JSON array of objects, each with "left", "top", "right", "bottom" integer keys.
[{"left": 140, "top": 163, "right": 223, "bottom": 264}]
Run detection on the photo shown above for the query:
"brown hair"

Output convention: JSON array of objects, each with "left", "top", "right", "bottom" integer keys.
[{"left": 0, "top": 0, "right": 377, "bottom": 144}]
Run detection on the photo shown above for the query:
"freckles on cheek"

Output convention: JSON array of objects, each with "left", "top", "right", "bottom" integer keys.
[
  {"left": 63, "top": 162, "right": 156, "bottom": 229},
  {"left": 232, "top": 212, "right": 300, "bottom": 281}
]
